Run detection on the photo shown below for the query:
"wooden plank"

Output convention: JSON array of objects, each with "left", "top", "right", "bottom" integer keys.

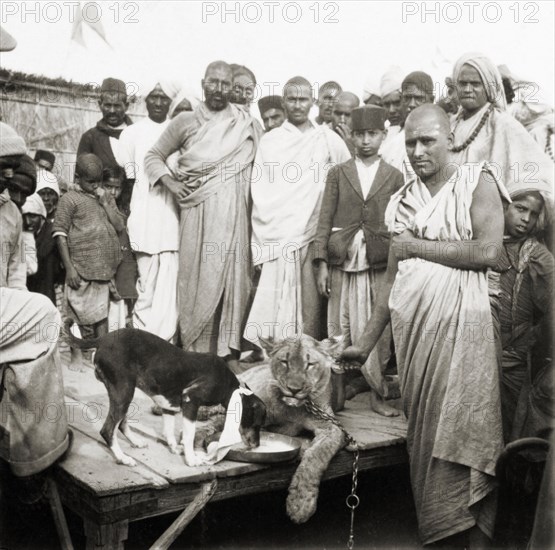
[
  {"left": 57, "top": 427, "right": 168, "bottom": 497},
  {"left": 64, "top": 394, "right": 267, "bottom": 484},
  {"left": 149, "top": 480, "right": 218, "bottom": 550}
]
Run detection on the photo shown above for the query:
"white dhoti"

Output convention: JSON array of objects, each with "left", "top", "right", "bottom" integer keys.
[
  {"left": 244, "top": 242, "right": 321, "bottom": 345},
  {"left": 132, "top": 251, "right": 178, "bottom": 341},
  {"left": 338, "top": 267, "right": 392, "bottom": 396}
]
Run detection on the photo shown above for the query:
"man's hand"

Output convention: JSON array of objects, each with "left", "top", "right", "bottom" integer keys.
[
  {"left": 335, "top": 123, "right": 352, "bottom": 141},
  {"left": 66, "top": 266, "right": 81, "bottom": 290},
  {"left": 96, "top": 187, "right": 111, "bottom": 206},
  {"left": 340, "top": 345, "right": 368, "bottom": 364},
  {"left": 316, "top": 261, "right": 330, "bottom": 297},
  {"left": 159, "top": 175, "right": 191, "bottom": 201},
  {"left": 391, "top": 229, "right": 419, "bottom": 261}
]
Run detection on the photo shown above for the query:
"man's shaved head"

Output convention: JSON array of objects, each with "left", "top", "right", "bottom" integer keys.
[
  {"left": 405, "top": 104, "right": 451, "bottom": 135},
  {"left": 283, "top": 76, "right": 312, "bottom": 96},
  {"left": 318, "top": 80, "right": 342, "bottom": 99},
  {"left": 332, "top": 92, "right": 360, "bottom": 130},
  {"left": 282, "top": 76, "right": 314, "bottom": 127},
  {"left": 204, "top": 60, "right": 232, "bottom": 79},
  {"left": 405, "top": 104, "right": 454, "bottom": 183},
  {"left": 336, "top": 91, "right": 360, "bottom": 108}
]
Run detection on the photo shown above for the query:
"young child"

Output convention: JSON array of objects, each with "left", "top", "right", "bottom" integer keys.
[
  {"left": 22, "top": 193, "right": 64, "bottom": 303},
  {"left": 495, "top": 190, "right": 553, "bottom": 441},
  {"left": 102, "top": 166, "right": 138, "bottom": 329},
  {"left": 53, "top": 154, "right": 122, "bottom": 370},
  {"left": 313, "top": 105, "right": 404, "bottom": 416}
]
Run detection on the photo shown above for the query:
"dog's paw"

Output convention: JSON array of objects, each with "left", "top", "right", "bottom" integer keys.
[
  {"left": 117, "top": 454, "right": 137, "bottom": 467},
  {"left": 286, "top": 476, "right": 318, "bottom": 524},
  {"left": 183, "top": 452, "right": 208, "bottom": 467},
  {"left": 168, "top": 443, "right": 184, "bottom": 455},
  {"left": 127, "top": 434, "right": 148, "bottom": 448}
]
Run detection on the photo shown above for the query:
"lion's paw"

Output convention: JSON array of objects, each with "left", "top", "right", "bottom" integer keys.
[{"left": 286, "top": 474, "right": 319, "bottom": 523}]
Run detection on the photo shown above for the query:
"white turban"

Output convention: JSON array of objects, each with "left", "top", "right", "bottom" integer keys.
[
  {"left": 453, "top": 52, "right": 507, "bottom": 111},
  {"left": 362, "top": 76, "right": 381, "bottom": 102},
  {"left": 380, "top": 66, "right": 405, "bottom": 98},
  {"left": 35, "top": 168, "right": 60, "bottom": 196},
  {"left": 168, "top": 85, "right": 201, "bottom": 118},
  {"left": 22, "top": 193, "right": 47, "bottom": 218}
]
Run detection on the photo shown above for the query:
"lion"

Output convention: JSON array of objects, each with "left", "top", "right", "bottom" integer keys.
[{"left": 237, "top": 334, "right": 347, "bottom": 524}]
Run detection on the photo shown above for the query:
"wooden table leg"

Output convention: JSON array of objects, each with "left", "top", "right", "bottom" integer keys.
[
  {"left": 149, "top": 479, "right": 217, "bottom": 550},
  {"left": 46, "top": 477, "right": 74, "bottom": 550},
  {"left": 84, "top": 518, "right": 129, "bottom": 550}
]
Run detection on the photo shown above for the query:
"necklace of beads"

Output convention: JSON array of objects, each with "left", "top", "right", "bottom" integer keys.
[
  {"left": 545, "top": 127, "right": 554, "bottom": 161},
  {"left": 449, "top": 103, "right": 494, "bottom": 153}
]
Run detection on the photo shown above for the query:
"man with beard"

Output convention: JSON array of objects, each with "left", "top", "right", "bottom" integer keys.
[{"left": 145, "top": 61, "right": 261, "bottom": 372}]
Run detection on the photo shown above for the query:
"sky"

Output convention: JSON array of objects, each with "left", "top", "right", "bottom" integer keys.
[{"left": 1, "top": 0, "right": 554, "bottom": 105}]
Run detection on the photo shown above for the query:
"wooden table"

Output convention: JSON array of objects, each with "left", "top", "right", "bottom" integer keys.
[{"left": 53, "top": 364, "right": 408, "bottom": 549}]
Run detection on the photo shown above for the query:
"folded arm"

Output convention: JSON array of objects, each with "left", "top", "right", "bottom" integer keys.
[{"left": 392, "top": 171, "right": 505, "bottom": 270}]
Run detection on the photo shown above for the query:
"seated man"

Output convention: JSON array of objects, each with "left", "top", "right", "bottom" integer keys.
[{"left": 0, "top": 122, "right": 70, "bottom": 479}]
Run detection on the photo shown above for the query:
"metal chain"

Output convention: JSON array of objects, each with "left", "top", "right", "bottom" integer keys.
[{"left": 304, "top": 399, "right": 360, "bottom": 550}]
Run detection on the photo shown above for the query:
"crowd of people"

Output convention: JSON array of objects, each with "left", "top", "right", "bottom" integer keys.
[{"left": 1, "top": 40, "right": 554, "bottom": 547}]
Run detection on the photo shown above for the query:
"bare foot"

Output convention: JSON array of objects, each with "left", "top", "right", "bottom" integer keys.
[{"left": 370, "top": 391, "right": 400, "bottom": 417}]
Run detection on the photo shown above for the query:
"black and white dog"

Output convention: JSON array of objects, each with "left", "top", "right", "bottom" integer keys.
[{"left": 65, "top": 321, "right": 266, "bottom": 466}]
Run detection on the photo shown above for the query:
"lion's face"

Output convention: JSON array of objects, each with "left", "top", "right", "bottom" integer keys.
[{"left": 259, "top": 335, "right": 342, "bottom": 407}]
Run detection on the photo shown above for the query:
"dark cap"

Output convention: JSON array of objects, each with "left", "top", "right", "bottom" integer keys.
[
  {"left": 351, "top": 105, "right": 386, "bottom": 131},
  {"left": 34, "top": 149, "right": 56, "bottom": 166},
  {"left": 402, "top": 71, "right": 434, "bottom": 95},
  {"left": 100, "top": 77, "right": 127, "bottom": 96},
  {"left": 258, "top": 95, "right": 283, "bottom": 116}
]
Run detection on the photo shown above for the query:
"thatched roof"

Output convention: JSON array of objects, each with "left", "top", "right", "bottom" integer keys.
[{"left": 0, "top": 68, "right": 141, "bottom": 102}]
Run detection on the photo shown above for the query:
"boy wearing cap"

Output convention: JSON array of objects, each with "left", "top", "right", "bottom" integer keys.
[{"left": 313, "top": 105, "right": 403, "bottom": 416}]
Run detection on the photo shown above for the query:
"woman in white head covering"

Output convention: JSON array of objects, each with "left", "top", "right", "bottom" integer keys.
[
  {"left": 23, "top": 193, "right": 64, "bottom": 303},
  {"left": 450, "top": 52, "right": 553, "bottom": 199},
  {"left": 35, "top": 167, "right": 60, "bottom": 221}
]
